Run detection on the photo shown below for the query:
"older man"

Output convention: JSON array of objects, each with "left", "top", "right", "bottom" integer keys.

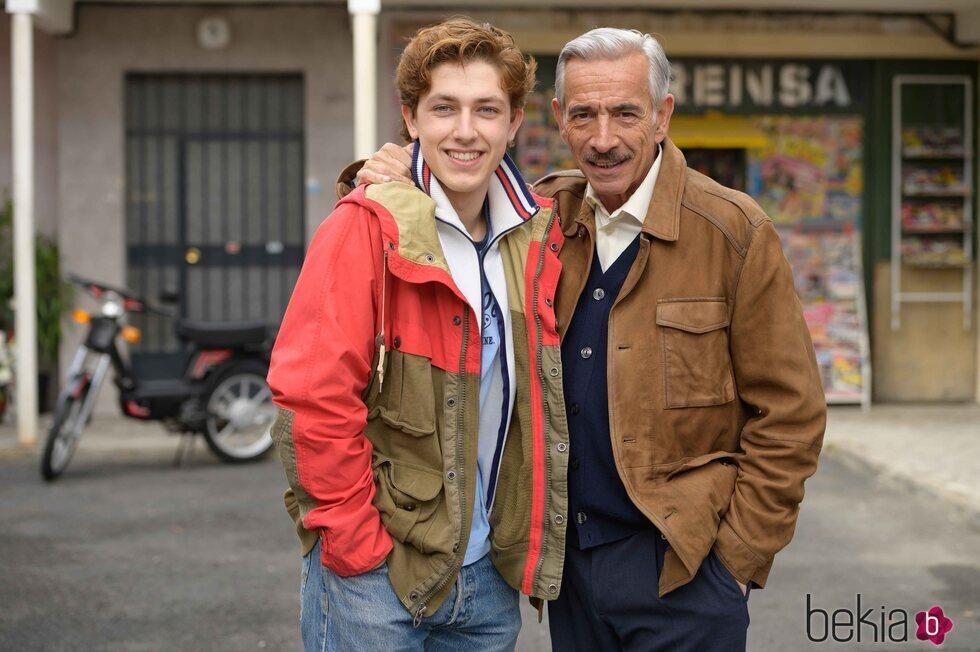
[{"left": 353, "top": 27, "right": 826, "bottom": 652}]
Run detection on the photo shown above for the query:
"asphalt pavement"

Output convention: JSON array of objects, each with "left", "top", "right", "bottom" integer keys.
[{"left": 1, "top": 409, "right": 979, "bottom": 651}]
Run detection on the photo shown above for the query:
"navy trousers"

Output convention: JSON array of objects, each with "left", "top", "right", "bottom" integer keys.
[{"left": 548, "top": 528, "right": 750, "bottom": 651}]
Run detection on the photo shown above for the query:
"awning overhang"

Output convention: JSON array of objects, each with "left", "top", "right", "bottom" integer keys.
[{"left": 668, "top": 113, "right": 770, "bottom": 150}]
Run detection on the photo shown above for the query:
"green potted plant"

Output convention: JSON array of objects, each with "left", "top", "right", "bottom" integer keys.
[{"left": 0, "top": 199, "right": 74, "bottom": 413}]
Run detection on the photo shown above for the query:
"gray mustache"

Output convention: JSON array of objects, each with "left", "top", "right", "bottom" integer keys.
[{"left": 584, "top": 150, "right": 632, "bottom": 165}]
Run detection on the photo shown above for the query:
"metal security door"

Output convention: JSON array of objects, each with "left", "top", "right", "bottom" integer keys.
[{"left": 125, "top": 74, "right": 305, "bottom": 376}]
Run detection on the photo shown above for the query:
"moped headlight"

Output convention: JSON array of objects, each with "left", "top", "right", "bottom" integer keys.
[{"left": 101, "top": 301, "right": 123, "bottom": 318}]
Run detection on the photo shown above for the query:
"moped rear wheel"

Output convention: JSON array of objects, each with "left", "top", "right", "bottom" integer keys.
[
  {"left": 202, "top": 360, "right": 275, "bottom": 463},
  {"left": 41, "top": 385, "right": 90, "bottom": 481}
]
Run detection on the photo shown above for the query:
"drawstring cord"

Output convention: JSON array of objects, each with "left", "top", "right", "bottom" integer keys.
[{"left": 375, "top": 250, "right": 389, "bottom": 391}]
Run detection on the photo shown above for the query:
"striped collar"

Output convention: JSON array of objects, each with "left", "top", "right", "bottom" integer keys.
[{"left": 410, "top": 141, "right": 539, "bottom": 236}]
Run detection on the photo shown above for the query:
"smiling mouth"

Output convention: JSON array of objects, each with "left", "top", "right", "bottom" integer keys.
[
  {"left": 446, "top": 151, "right": 484, "bottom": 162},
  {"left": 588, "top": 159, "right": 627, "bottom": 170},
  {"left": 584, "top": 151, "right": 631, "bottom": 170}
]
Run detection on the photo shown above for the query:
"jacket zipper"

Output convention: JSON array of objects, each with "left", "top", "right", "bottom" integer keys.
[
  {"left": 435, "top": 210, "right": 536, "bottom": 251},
  {"left": 414, "top": 308, "right": 470, "bottom": 626},
  {"left": 481, "top": 219, "right": 533, "bottom": 515},
  {"left": 529, "top": 206, "right": 560, "bottom": 593}
]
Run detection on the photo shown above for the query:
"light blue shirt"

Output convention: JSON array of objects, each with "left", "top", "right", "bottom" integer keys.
[{"left": 463, "top": 207, "right": 509, "bottom": 566}]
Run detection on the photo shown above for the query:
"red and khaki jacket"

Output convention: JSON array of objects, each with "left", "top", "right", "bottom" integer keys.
[{"left": 268, "top": 179, "right": 569, "bottom": 618}]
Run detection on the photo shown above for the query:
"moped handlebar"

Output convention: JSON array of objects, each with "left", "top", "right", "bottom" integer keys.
[{"left": 66, "top": 274, "right": 172, "bottom": 316}]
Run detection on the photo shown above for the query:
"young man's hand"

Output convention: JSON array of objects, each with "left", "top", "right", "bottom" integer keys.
[{"left": 355, "top": 143, "right": 414, "bottom": 186}]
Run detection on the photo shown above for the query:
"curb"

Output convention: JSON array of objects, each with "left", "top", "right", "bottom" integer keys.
[{"left": 0, "top": 444, "right": 33, "bottom": 462}]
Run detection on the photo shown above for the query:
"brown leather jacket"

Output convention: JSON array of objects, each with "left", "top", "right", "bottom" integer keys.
[
  {"left": 534, "top": 138, "right": 826, "bottom": 596},
  {"left": 338, "top": 138, "right": 826, "bottom": 597}
]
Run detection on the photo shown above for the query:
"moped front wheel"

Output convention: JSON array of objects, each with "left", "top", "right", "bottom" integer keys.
[
  {"left": 40, "top": 385, "right": 90, "bottom": 481},
  {"left": 40, "top": 349, "right": 109, "bottom": 481},
  {"left": 202, "top": 360, "right": 275, "bottom": 463}
]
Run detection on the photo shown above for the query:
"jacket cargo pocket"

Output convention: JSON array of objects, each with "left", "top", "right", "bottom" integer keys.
[
  {"left": 372, "top": 455, "right": 444, "bottom": 548},
  {"left": 367, "top": 351, "right": 436, "bottom": 437},
  {"left": 656, "top": 299, "right": 734, "bottom": 409}
]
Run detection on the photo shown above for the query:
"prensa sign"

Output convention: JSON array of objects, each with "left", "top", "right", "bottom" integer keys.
[{"left": 671, "top": 59, "right": 866, "bottom": 113}]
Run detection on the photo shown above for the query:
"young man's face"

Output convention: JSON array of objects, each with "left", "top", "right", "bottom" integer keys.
[
  {"left": 552, "top": 52, "right": 674, "bottom": 213},
  {"left": 402, "top": 61, "right": 523, "bottom": 207}
]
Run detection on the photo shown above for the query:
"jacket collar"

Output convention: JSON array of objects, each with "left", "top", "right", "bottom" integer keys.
[
  {"left": 584, "top": 142, "right": 662, "bottom": 229},
  {"left": 569, "top": 137, "right": 686, "bottom": 243},
  {"left": 641, "top": 138, "right": 686, "bottom": 242},
  {"left": 410, "top": 141, "right": 539, "bottom": 238}
]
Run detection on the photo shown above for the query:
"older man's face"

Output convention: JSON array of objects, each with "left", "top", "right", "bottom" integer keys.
[{"left": 552, "top": 52, "right": 673, "bottom": 213}]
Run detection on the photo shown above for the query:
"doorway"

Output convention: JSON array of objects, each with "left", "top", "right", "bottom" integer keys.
[{"left": 124, "top": 73, "right": 305, "bottom": 376}]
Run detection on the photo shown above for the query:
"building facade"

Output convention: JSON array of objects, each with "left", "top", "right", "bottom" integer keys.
[{"left": 3, "top": 0, "right": 980, "bottom": 407}]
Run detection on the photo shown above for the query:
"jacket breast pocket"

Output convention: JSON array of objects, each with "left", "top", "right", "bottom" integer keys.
[
  {"left": 366, "top": 351, "right": 436, "bottom": 437},
  {"left": 656, "top": 299, "right": 734, "bottom": 409}
]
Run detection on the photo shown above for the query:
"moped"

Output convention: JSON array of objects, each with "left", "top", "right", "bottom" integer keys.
[{"left": 41, "top": 275, "right": 276, "bottom": 480}]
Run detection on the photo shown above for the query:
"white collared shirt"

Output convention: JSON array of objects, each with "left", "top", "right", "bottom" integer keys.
[{"left": 584, "top": 144, "right": 663, "bottom": 272}]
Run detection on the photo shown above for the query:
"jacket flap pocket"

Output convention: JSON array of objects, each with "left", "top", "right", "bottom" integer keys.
[
  {"left": 656, "top": 300, "right": 729, "bottom": 334},
  {"left": 389, "top": 463, "right": 444, "bottom": 501},
  {"left": 665, "top": 451, "right": 742, "bottom": 481}
]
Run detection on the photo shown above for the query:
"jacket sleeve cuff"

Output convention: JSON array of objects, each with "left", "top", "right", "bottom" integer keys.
[
  {"left": 319, "top": 521, "right": 393, "bottom": 577},
  {"left": 714, "top": 520, "right": 773, "bottom": 588},
  {"left": 335, "top": 160, "right": 367, "bottom": 199}
]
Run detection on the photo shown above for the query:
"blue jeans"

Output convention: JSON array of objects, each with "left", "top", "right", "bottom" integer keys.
[{"left": 300, "top": 542, "right": 521, "bottom": 651}]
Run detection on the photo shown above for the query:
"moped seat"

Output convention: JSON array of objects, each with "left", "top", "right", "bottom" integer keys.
[{"left": 176, "top": 320, "right": 270, "bottom": 348}]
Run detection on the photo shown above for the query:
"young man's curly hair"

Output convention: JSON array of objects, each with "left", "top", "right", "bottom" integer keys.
[{"left": 395, "top": 17, "right": 537, "bottom": 143}]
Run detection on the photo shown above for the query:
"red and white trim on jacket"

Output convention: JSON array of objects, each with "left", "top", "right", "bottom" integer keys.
[
  {"left": 518, "top": 220, "right": 562, "bottom": 595},
  {"left": 410, "top": 141, "right": 539, "bottom": 223}
]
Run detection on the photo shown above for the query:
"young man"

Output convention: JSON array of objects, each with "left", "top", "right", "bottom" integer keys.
[
  {"left": 268, "top": 18, "right": 568, "bottom": 651},
  {"left": 353, "top": 27, "right": 826, "bottom": 652}
]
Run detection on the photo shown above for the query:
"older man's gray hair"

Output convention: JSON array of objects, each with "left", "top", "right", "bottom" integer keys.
[{"left": 555, "top": 28, "right": 671, "bottom": 110}]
